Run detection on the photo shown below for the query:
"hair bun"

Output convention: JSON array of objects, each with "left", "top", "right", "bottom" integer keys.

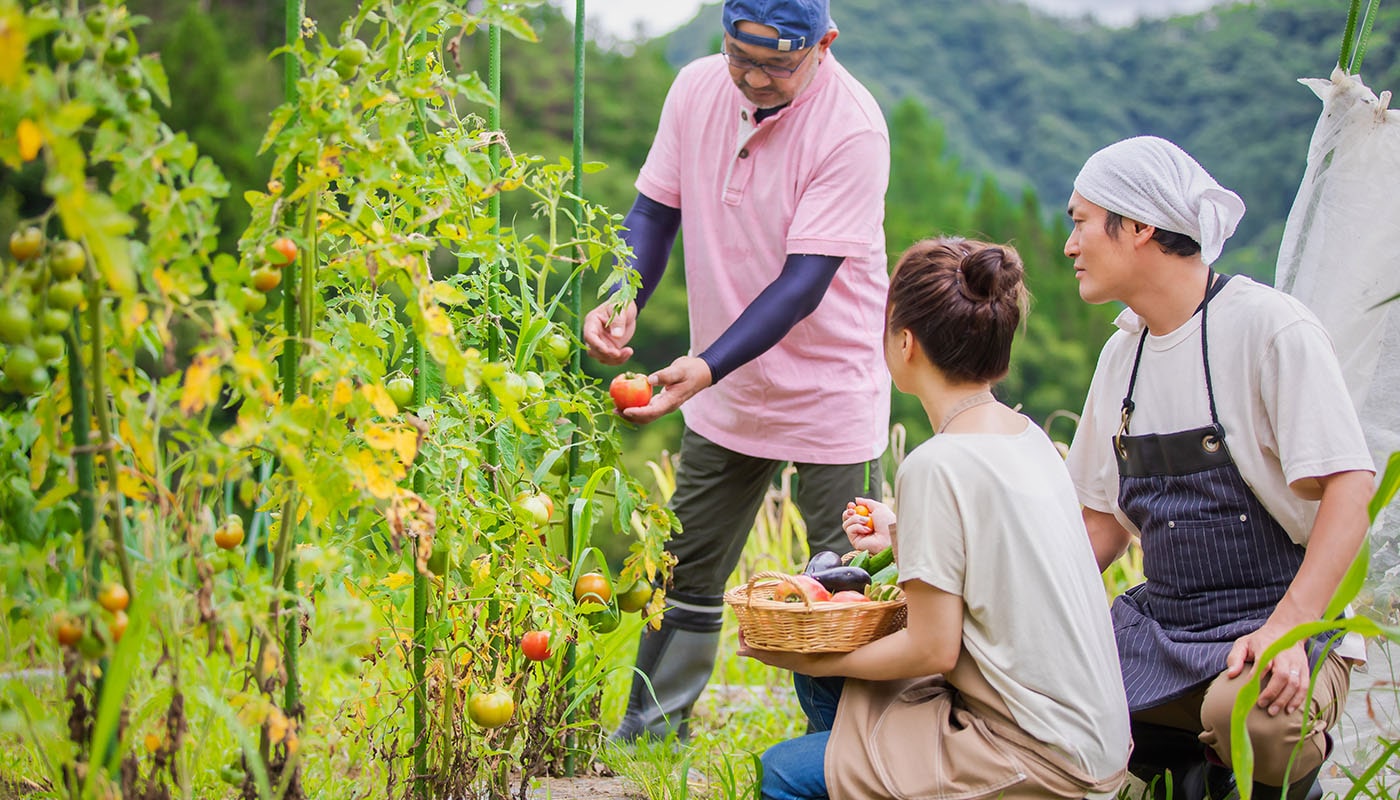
[{"left": 959, "top": 246, "right": 1024, "bottom": 304}]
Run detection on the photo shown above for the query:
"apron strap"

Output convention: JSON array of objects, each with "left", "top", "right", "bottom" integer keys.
[{"left": 1118, "top": 272, "right": 1234, "bottom": 444}]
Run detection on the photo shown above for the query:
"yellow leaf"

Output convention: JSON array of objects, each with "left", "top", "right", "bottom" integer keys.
[
  {"left": 120, "top": 418, "right": 157, "bottom": 476},
  {"left": 361, "top": 383, "right": 397, "bottom": 419},
  {"left": 350, "top": 449, "right": 403, "bottom": 499},
  {"left": 380, "top": 571, "right": 414, "bottom": 591},
  {"left": 116, "top": 469, "right": 149, "bottom": 502},
  {"left": 0, "top": 9, "right": 24, "bottom": 88},
  {"left": 332, "top": 379, "right": 353, "bottom": 410},
  {"left": 119, "top": 299, "right": 148, "bottom": 339},
  {"left": 430, "top": 283, "right": 471, "bottom": 306},
  {"left": 179, "top": 354, "right": 221, "bottom": 414},
  {"left": 28, "top": 429, "right": 50, "bottom": 491},
  {"left": 266, "top": 707, "right": 289, "bottom": 744},
  {"left": 363, "top": 423, "right": 418, "bottom": 467},
  {"left": 17, "top": 119, "right": 43, "bottom": 161},
  {"left": 421, "top": 304, "right": 451, "bottom": 337}
]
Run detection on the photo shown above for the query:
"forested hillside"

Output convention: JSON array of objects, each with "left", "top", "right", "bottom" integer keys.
[{"left": 669, "top": 0, "right": 1400, "bottom": 280}]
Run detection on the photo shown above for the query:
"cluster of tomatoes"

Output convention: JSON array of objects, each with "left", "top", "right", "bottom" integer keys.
[
  {"left": 241, "top": 237, "right": 298, "bottom": 313},
  {"left": 1, "top": 227, "right": 86, "bottom": 395},
  {"left": 52, "top": 581, "right": 130, "bottom": 660},
  {"left": 465, "top": 572, "right": 655, "bottom": 730}
]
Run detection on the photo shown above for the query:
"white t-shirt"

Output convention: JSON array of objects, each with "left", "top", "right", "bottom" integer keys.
[
  {"left": 1067, "top": 276, "right": 1374, "bottom": 659},
  {"left": 897, "top": 419, "right": 1131, "bottom": 781}
]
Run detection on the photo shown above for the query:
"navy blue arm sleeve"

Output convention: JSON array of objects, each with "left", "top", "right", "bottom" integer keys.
[
  {"left": 697, "top": 253, "right": 845, "bottom": 384},
  {"left": 618, "top": 193, "right": 681, "bottom": 311}
]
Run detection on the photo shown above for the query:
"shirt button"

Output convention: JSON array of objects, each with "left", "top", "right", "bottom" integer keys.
[
  {"left": 739, "top": 148, "right": 750, "bottom": 158},
  {"left": 1167, "top": 521, "right": 1175, "bottom": 528},
  {"left": 741, "top": 110, "right": 748, "bottom": 121},
  {"left": 1240, "top": 514, "right": 1248, "bottom": 522}
]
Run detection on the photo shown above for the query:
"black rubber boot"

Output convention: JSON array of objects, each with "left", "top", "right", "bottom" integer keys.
[
  {"left": 1251, "top": 766, "right": 1323, "bottom": 800},
  {"left": 1129, "top": 722, "right": 1237, "bottom": 800},
  {"left": 610, "top": 601, "right": 722, "bottom": 743}
]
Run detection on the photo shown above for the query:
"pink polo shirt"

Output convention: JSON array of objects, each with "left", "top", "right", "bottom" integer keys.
[{"left": 636, "top": 53, "right": 891, "bottom": 464}]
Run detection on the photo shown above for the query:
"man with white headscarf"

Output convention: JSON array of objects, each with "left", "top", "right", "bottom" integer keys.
[{"left": 1064, "top": 137, "right": 1375, "bottom": 800}]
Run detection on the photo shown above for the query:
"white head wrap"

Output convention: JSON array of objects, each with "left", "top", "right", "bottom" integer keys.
[{"left": 1073, "top": 136, "right": 1246, "bottom": 265}]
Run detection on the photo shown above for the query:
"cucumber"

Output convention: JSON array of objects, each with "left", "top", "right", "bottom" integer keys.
[
  {"left": 869, "top": 563, "right": 899, "bottom": 586},
  {"left": 847, "top": 550, "right": 870, "bottom": 572},
  {"left": 866, "top": 584, "right": 904, "bottom": 602},
  {"left": 866, "top": 546, "right": 895, "bottom": 574}
]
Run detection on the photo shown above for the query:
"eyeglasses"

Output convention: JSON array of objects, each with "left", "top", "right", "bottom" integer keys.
[{"left": 721, "top": 45, "right": 814, "bottom": 79}]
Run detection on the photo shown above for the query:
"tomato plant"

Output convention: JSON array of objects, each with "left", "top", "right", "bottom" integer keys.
[
  {"left": 519, "top": 630, "right": 551, "bottom": 662},
  {"left": 269, "top": 237, "right": 298, "bottom": 267},
  {"left": 54, "top": 614, "right": 82, "bottom": 648},
  {"left": 46, "top": 280, "right": 84, "bottom": 311},
  {"left": 214, "top": 517, "right": 245, "bottom": 550},
  {"left": 0, "top": 302, "right": 33, "bottom": 344},
  {"left": 467, "top": 689, "right": 514, "bottom": 729},
  {"left": 251, "top": 266, "right": 281, "bottom": 292},
  {"left": 573, "top": 572, "right": 612, "bottom": 604},
  {"left": 617, "top": 581, "right": 653, "bottom": 613},
  {"left": 609, "top": 372, "right": 652, "bottom": 411},
  {"left": 8, "top": 227, "right": 42, "bottom": 261},
  {"left": 0, "top": 1, "right": 680, "bottom": 796},
  {"left": 97, "top": 583, "right": 130, "bottom": 613},
  {"left": 385, "top": 375, "right": 414, "bottom": 409},
  {"left": 109, "top": 610, "right": 129, "bottom": 641}
]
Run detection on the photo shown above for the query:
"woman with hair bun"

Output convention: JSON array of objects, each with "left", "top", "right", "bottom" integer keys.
[{"left": 743, "top": 238, "right": 1131, "bottom": 800}]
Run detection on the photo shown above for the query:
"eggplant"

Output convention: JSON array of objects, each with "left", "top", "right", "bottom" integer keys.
[
  {"left": 810, "top": 566, "right": 872, "bottom": 595},
  {"left": 802, "top": 550, "right": 843, "bottom": 576}
]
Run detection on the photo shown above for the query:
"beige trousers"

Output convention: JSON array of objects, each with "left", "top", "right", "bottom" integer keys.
[{"left": 1134, "top": 651, "right": 1353, "bottom": 786}]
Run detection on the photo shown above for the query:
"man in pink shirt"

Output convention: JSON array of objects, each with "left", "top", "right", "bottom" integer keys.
[{"left": 583, "top": 0, "right": 892, "bottom": 742}]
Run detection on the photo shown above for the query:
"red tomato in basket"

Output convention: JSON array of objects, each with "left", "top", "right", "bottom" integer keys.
[{"left": 830, "top": 591, "right": 868, "bottom": 603}]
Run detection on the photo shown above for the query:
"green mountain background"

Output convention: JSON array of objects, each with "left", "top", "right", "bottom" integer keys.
[{"left": 668, "top": 0, "right": 1400, "bottom": 281}]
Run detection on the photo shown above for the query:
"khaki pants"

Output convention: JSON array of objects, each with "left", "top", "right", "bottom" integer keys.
[
  {"left": 826, "top": 650, "right": 1129, "bottom": 799},
  {"left": 1133, "top": 651, "right": 1352, "bottom": 786}
]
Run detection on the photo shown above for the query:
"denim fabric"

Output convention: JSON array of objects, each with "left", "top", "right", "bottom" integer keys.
[{"left": 761, "top": 674, "right": 845, "bottom": 800}]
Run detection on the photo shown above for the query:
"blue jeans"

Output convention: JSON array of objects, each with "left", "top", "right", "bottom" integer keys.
[{"left": 761, "top": 674, "right": 845, "bottom": 800}]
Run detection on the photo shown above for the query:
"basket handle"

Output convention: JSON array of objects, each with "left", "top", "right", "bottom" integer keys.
[{"left": 745, "top": 570, "right": 812, "bottom": 609}]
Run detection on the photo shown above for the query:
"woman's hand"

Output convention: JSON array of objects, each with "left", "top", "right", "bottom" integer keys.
[
  {"left": 843, "top": 497, "right": 895, "bottom": 553},
  {"left": 738, "top": 629, "right": 832, "bottom": 675}
]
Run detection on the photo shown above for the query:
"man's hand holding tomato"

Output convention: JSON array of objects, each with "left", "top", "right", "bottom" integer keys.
[
  {"left": 615, "top": 356, "right": 713, "bottom": 425},
  {"left": 842, "top": 497, "right": 895, "bottom": 554}
]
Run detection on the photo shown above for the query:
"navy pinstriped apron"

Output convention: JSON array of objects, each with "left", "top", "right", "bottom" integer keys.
[{"left": 1110, "top": 273, "right": 1317, "bottom": 712}]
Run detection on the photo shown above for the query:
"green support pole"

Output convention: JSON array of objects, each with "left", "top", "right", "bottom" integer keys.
[
  {"left": 488, "top": 23, "right": 502, "bottom": 364},
  {"left": 409, "top": 33, "right": 432, "bottom": 800},
  {"left": 564, "top": 0, "right": 587, "bottom": 778},
  {"left": 278, "top": 0, "right": 305, "bottom": 764}
]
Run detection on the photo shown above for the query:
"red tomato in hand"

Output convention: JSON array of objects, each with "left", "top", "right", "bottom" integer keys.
[
  {"left": 609, "top": 372, "right": 652, "bottom": 412},
  {"left": 520, "top": 630, "right": 552, "bottom": 662}
]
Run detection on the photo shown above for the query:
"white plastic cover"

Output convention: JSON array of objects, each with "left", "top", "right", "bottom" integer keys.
[{"left": 1276, "top": 67, "right": 1400, "bottom": 542}]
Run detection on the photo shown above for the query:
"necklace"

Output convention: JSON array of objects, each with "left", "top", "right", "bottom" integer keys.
[{"left": 937, "top": 391, "right": 997, "bottom": 434}]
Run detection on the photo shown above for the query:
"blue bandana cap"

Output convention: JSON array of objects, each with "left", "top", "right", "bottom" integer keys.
[{"left": 723, "top": 0, "right": 835, "bottom": 52}]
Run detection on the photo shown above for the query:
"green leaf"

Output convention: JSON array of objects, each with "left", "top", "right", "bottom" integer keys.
[
  {"left": 1370, "top": 451, "right": 1399, "bottom": 521},
  {"left": 1323, "top": 539, "right": 1368, "bottom": 620}
]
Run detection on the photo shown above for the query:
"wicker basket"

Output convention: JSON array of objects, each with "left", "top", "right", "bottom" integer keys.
[{"left": 724, "top": 570, "right": 907, "bottom": 653}]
